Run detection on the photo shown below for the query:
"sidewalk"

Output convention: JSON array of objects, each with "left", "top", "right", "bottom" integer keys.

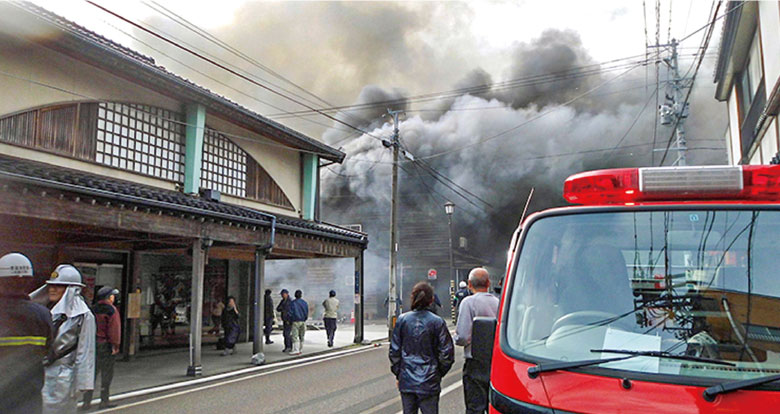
[{"left": 108, "top": 323, "right": 388, "bottom": 396}]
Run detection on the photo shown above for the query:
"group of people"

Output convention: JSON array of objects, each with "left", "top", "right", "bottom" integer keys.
[
  {"left": 274, "top": 289, "right": 340, "bottom": 354},
  {"left": 211, "top": 287, "right": 341, "bottom": 357},
  {"left": 0, "top": 252, "right": 122, "bottom": 414},
  {"left": 390, "top": 267, "right": 499, "bottom": 414}
]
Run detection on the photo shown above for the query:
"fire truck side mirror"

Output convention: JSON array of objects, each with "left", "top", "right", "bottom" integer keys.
[{"left": 472, "top": 317, "right": 497, "bottom": 364}]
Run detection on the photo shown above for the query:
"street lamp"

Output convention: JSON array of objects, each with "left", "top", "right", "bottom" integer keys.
[{"left": 444, "top": 201, "right": 455, "bottom": 323}]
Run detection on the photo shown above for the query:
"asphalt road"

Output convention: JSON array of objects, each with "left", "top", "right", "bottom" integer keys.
[{"left": 97, "top": 343, "right": 467, "bottom": 414}]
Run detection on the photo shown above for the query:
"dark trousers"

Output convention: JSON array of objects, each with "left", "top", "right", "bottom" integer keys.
[
  {"left": 83, "top": 342, "right": 115, "bottom": 407},
  {"left": 401, "top": 392, "right": 439, "bottom": 414},
  {"left": 264, "top": 317, "right": 274, "bottom": 340},
  {"left": 463, "top": 358, "right": 490, "bottom": 414},
  {"left": 323, "top": 317, "right": 337, "bottom": 345},
  {"left": 282, "top": 320, "right": 293, "bottom": 350}
]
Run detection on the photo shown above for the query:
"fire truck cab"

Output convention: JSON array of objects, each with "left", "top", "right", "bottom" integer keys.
[{"left": 472, "top": 165, "right": 780, "bottom": 413}]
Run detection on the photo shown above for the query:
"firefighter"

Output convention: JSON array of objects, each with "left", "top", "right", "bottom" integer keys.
[
  {"left": 81, "top": 286, "right": 120, "bottom": 410},
  {"left": 0, "top": 253, "right": 53, "bottom": 414},
  {"left": 35, "top": 264, "right": 96, "bottom": 414}
]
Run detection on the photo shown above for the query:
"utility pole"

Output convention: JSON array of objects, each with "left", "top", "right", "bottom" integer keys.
[
  {"left": 385, "top": 109, "right": 403, "bottom": 338},
  {"left": 654, "top": 39, "right": 690, "bottom": 166}
]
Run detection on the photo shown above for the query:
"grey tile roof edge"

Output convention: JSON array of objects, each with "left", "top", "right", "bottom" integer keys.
[{"left": 0, "top": 154, "right": 366, "bottom": 244}]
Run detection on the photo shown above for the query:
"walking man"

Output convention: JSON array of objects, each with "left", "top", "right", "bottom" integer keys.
[
  {"left": 0, "top": 253, "right": 53, "bottom": 414},
  {"left": 454, "top": 268, "right": 499, "bottom": 414},
  {"left": 263, "top": 289, "right": 274, "bottom": 345},
  {"left": 39, "top": 264, "right": 96, "bottom": 414},
  {"left": 81, "top": 286, "right": 121, "bottom": 410},
  {"left": 276, "top": 289, "right": 292, "bottom": 352},
  {"left": 322, "top": 290, "right": 339, "bottom": 347},
  {"left": 289, "top": 290, "right": 308, "bottom": 356},
  {"left": 453, "top": 281, "right": 471, "bottom": 315}
]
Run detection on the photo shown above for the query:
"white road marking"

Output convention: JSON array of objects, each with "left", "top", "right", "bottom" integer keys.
[
  {"left": 392, "top": 381, "right": 463, "bottom": 414},
  {"left": 359, "top": 371, "right": 463, "bottom": 414},
  {"left": 94, "top": 345, "right": 384, "bottom": 413}
]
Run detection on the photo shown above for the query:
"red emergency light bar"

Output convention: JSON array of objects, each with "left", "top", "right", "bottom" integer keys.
[{"left": 563, "top": 165, "right": 780, "bottom": 205}]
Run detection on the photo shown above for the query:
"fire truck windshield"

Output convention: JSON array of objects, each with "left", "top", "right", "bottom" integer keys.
[{"left": 505, "top": 209, "right": 780, "bottom": 384}]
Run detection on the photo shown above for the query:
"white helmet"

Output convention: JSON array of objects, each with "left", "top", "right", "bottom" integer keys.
[
  {"left": 0, "top": 253, "right": 33, "bottom": 278},
  {"left": 459, "top": 281, "right": 467, "bottom": 289},
  {"left": 46, "top": 264, "right": 85, "bottom": 287}
]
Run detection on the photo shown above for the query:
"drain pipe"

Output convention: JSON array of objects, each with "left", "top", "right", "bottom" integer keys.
[{"left": 252, "top": 215, "right": 275, "bottom": 365}]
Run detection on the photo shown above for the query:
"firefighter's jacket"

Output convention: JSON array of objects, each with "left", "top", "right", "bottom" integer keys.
[
  {"left": 0, "top": 293, "right": 53, "bottom": 414},
  {"left": 42, "top": 286, "right": 95, "bottom": 414}
]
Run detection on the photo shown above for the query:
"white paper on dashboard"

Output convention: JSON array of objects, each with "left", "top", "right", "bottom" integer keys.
[{"left": 600, "top": 327, "right": 662, "bottom": 373}]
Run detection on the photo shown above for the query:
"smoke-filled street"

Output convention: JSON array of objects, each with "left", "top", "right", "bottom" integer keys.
[{"left": 95, "top": 344, "right": 466, "bottom": 414}]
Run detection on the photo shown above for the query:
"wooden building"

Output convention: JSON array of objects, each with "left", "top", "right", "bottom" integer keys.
[{"left": 0, "top": 2, "right": 367, "bottom": 375}]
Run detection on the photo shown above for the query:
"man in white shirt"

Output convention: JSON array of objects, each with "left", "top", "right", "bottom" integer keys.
[{"left": 454, "top": 268, "right": 499, "bottom": 414}]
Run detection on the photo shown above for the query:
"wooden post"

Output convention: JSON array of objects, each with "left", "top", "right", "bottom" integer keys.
[
  {"left": 354, "top": 250, "right": 365, "bottom": 344},
  {"left": 187, "top": 239, "right": 206, "bottom": 376}
]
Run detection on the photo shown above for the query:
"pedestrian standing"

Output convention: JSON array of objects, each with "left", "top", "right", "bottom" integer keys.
[
  {"left": 220, "top": 297, "right": 240, "bottom": 356},
  {"left": 454, "top": 268, "right": 499, "bottom": 414},
  {"left": 322, "top": 290, "right": 339, "bottom": 347},
  {"left": 390, "top": 282, "right": 454, "bottom": 414},
  {"left": 38, "top": 264, "right": 96, "bottom": 414},
  {"left": 0, "top": 253, "right": 53, "bottom": 414},
  {"left": 263, "top": 289, "right": 274, "bottom": 345},
  {"left": 276, "top": 289, "right": 292, "bottom": 352},
  {"left": 81, "top": 286, "right": 121, "bottom": 410},
  {"left": 208, "top": 297, "right": 224, "bottom": 335},
  {"left": 427, "top": 293, "right": 442, "bottom": 315},
  {"left": 288, "top": 290, "right": 308, "bottom": 356}
]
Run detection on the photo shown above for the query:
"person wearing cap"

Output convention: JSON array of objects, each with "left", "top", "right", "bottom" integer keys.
[
  {"left": 322, "top": 290, "right": 339, "bottom": 348},
  {"left": 33, "top": 264, "right": 96, "bottom": 414},
  {"left": 81, "top": 286, "right": 120, "bottom": 410},
  {"left": 276, "top": 289, "right": 292, "bottom": 352},
  {"left": 0, "top": 253, "right": 53, "bottom": 414}
]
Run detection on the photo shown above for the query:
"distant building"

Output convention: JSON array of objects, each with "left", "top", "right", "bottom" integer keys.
[
  {"left": 0, "top": 2, "right": 367, "bottom": 375},
  {"left": 714, "top": 1, "right": 780, "bottom": 165}
]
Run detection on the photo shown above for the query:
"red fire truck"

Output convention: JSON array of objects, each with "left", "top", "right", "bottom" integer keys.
[{"left": 472, "top": 165, "right": 780, "bottom": 413}]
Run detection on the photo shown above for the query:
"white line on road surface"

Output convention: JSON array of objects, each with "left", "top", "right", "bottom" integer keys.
[
  {"left": 94, "top": 344, "right": 384, "bottom": 413},
  {"left": 359, "top": 372, "right": 462, "bottom": 414}
]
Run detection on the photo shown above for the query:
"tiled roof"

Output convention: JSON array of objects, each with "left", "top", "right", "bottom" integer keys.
[
  {"left": 8, "top": 1, "right": 345, "bottom": 162},
  {"left": 0, "top": 154, "right": 366, "bottom": 244}
]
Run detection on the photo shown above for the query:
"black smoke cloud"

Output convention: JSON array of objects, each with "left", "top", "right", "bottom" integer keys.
[{"left": 320, "top": 29, "right": 728, "bottom": 296}]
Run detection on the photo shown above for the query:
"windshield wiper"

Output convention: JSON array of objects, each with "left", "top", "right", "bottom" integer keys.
[
  {"left": 528, "top": 349, "right": 735, "bottom": 379},
  {"left": 703, "top": 373, "right": 780, "bottom": 402},
  {"left": 592, "top": 349, "right": 736, "bottom": 367},
  {"left": 527, "top": 356, "right": 635, "bottom": 378}
]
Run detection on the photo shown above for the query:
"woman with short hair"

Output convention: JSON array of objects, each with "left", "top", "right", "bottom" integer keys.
[{"left": 389, "top": 282, "right": 455, "bottom": 414}]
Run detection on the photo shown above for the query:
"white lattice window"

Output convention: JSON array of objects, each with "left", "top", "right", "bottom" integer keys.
[{"left": 96, "top": 102, "right": 185, "bottom": 182}]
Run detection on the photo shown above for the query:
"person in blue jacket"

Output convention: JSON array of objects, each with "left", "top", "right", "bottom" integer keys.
[
  {"left": 288, "top": 290, "right": 308, "bottom": 356},
  {"left": 389, "top": 282, "right": 454, "bottom": 414}
]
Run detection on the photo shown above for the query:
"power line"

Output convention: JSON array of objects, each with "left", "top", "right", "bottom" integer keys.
[
  {"left": 410, "top": 61, "right": 648, "bottom": 162},
  {"left": 270, "top": 55, "right": 656, "bottom": 119},
  {"left": 83, "top": 0, "right": 390, "bottom": 142},
  {"left": 141, "top": 1, "right": 379, "bottom": 131},
  {"left": 607, "top": 87, "right": 660, "bottom": 161}
]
